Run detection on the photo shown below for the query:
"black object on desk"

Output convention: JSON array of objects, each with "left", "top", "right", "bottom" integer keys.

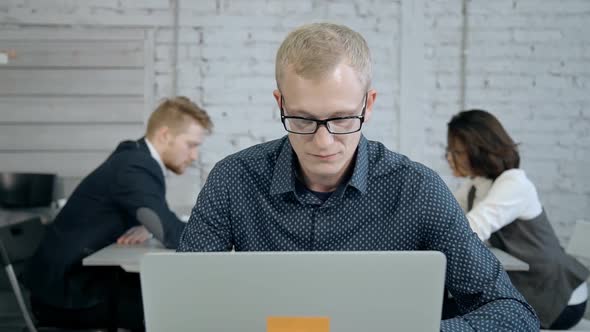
[{"left": 0, "top": 173, "right": 56, "bottom": 208}]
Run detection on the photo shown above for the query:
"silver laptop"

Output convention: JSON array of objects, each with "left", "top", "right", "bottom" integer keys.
[{"left": 140, "top": 251, "right": 446, "bottom": 332}]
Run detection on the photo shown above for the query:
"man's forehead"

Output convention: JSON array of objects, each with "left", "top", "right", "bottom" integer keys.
[
  {"left": 280, "top": 80, "right": 364, "bottom": 102},
  {"left": 278, "top": 63, "right": 364, "bottom": 89}
]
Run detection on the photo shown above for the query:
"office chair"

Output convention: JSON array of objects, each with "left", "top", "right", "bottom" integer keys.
[
  {"left": 563, "top": 220, "right": 590, "bottom": 331},
  {"left": 1, "top": 228, "right": 37, "bottom": 331},
  {"left": 541, "top": 219, "right": 590, "bottom": 332},
  {"left": 0, "top": 217, "right": 108, "bottom": 332}
]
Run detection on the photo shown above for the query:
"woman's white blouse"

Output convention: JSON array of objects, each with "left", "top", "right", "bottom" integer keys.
[{"left": 453, "top": 169, "right": 543, "bottom": 242}]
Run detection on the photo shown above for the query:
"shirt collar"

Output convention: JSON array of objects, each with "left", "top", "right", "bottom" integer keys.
[
  {"left": 269, "top": 135, "right": 369, "bottom": 196},
  {"left": 270, "top": 138, "right": 296, "bottom": 196},
  {"left": 347, "top": 135, "right": 369, "bottom": 193},
  {"left": 144, "top": 137, "right": 167, "bottom": 176}
]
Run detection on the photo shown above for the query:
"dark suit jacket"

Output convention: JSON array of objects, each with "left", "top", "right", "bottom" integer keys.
[{"left": 24, "top": 138, "right": 186, "bottom": 308}]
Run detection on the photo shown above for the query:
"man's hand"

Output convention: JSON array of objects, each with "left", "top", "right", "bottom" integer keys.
[{"left": 117, "top": 225, "right": 153, "bottom": 245}]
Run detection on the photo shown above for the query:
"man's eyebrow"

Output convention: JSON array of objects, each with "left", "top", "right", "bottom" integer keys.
[
  {"left": 284, "top": 108, "right": 360, "bottom": 118},
  {"left": 329, "top": 110, "right": 362, "bottom": 117},
  {"left": 282, "top": 107, "right": 314, "bottom": 117}
]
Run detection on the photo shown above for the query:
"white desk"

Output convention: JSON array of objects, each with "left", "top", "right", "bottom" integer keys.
[
  {"left": 83, "top": 241, "right": 529, "bottom": 273},
  {"left": 489, "top": 247, "right": 529, "bottom": 271},
  {"left": 82, "top": 239, "right": 173, "bottom": 272}
]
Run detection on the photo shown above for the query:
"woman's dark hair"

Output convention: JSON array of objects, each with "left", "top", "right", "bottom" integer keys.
[{"left": 447, "top": 109, "right": 520, "bottom": 180}]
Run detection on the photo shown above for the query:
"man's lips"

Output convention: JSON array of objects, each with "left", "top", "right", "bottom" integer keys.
[{"left": 310, "top": 153, "right": 339, "bottom": 160}]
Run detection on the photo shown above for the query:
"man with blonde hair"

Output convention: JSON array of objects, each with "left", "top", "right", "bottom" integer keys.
[
  {"left": 26, "top": 97, "right": 212, "bottom": 331},
  {"left": 178, "top": 23, "right": 539, "bottom": 331}
]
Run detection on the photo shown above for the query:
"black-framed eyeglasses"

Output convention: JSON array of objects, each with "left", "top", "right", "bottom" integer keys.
[{"left": 280, "top": 93, "right": 367, "bottom": 135}]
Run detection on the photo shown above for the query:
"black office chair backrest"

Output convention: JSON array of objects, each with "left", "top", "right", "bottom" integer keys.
[
  {"left": 0, "top": 231, "right": 39, "bottom": 332},
  {"left": 0, "top": 237, "right": 10, "bottom": 268},
  {"left": 0, "top": 217, "right": 108, "bottom": 332},
  {"left": 0, "top": 216, "right": 44, "bottom": 264}
]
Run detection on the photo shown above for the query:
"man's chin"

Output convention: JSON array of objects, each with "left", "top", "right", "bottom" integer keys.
[
  {"left": 309, "top": 163, "right": 344, "bottom": 176},
  {"left": 168, "top": 166, "right": 185, "bottom": 175}
]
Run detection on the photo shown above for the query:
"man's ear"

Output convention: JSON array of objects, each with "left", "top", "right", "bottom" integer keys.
[
  {"left": 273, "top": 89, "right": 281, "bottom": 108},
  {"left": 154, "top": 126, "right": 171, "bottom": 144},
  {"left": 363, "top": 89, "right": 377, "bottom": 123}
]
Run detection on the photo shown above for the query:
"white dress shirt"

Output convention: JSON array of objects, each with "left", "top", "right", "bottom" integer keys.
[
  {"left": 145, "top": 138, "right": 167, "bottom": 177},
  {"left": 454, "top": 169, "right": 542, "bottom": 242}
]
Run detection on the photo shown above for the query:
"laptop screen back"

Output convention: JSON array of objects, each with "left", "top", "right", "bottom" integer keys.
[{"left": 140, "top": 251, "right": 446, "bottom": 332}]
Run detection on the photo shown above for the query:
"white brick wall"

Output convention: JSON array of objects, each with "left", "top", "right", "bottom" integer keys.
[
  {"left": 170, "top": 0, "right": 402, "bottom": 195},
  {"left": 0, "top": 0, "right": 400, "bottom": 214},
  {"left": 425, "top": 0, "right": 590, "bottom": 244},
  {"left": 1, "top": 0, "right": 588, "bottom": 243}
]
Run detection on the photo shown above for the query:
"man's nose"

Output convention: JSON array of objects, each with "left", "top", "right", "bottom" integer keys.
[{"left": 313, "top": 124, "right": 334, "bottom": 147}]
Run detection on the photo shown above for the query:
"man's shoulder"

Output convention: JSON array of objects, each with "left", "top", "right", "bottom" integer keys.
[
  {"left": 110, "top": 140, "right": 152, "bottom": 162},
  {"left": 216, "top": 137, "right": 287, "bottom": 169},
  {"left": 367, "top": 140, "right": 440, "bottom": 184},
  {"left": 103, "top": 140, "right": 161, "bottom": 176}
]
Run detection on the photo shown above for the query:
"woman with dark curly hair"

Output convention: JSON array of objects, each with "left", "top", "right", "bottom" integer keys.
[{"left": 446, "top": 109, "right": 589, "bottom": 330}]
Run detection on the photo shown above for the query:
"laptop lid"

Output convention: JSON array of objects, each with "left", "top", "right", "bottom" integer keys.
[{"left": 140, "top": 251, "right": 446, "bottom": 332}]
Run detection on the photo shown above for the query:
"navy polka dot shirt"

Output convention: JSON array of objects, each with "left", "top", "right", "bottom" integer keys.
[{"left": 178, "top": 136, "right": 539, "bottom": 331}]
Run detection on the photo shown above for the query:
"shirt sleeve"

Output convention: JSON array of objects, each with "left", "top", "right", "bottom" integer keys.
[
  {"left": 177, "top": 159, "right": 233, "bottom": 252},
  {"left": 466, "top": 171, "right": 538, "bottom": 241},
  {"left": 111, "top": 156, "right": 185, "bottom": 249},
  {"left": 420, "top": 172, "right": 539, "bottom": 331}
]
